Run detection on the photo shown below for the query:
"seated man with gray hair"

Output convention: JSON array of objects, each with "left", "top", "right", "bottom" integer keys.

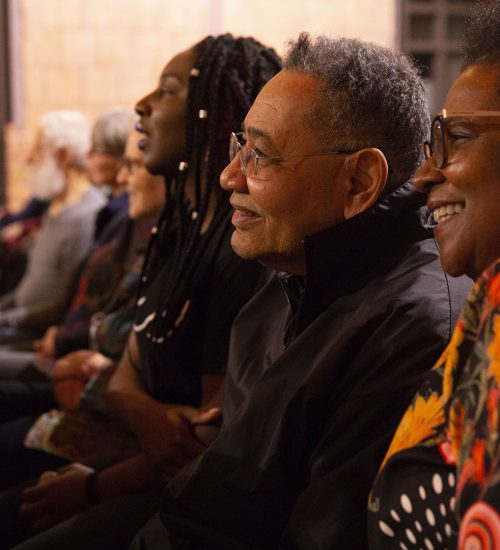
[
  {"left": 136, "top": 34, "right": 470, "bottom": 548},
  {"left": 0, "top": 110, "right": 106, "bottom": 341}
]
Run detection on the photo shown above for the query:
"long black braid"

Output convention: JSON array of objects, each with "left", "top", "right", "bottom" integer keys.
[{"left": 138, "top": 34, "right": 281, "bottom": 345}]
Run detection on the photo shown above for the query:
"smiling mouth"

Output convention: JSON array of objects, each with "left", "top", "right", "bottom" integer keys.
[
  {"left": 235, "top": 206, "right": 259, "bottom": 217},
  {"left": 231, "top": 205, "right": 261, "bottom": 227},
  {"left": 432, "top": 202, "right": 464, "bottom": 224}
]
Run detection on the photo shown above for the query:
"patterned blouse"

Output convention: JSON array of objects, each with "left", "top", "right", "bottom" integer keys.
[{"left": 368, "top": 259, "right": 500, "bottom": 549}]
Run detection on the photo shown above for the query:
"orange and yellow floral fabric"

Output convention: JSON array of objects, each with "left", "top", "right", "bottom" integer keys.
[{"left": 368, "top": 259, "right": 500, "bottom": 549}]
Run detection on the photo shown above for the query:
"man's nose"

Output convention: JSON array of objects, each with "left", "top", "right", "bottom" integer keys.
[{"left": 220, "top": 155, "right": 248, "bottom": 193}]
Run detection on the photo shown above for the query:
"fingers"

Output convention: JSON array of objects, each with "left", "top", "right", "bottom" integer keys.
[
  {"left": 51, "top": 357, "right": 71, "bottom": 379},
  {"left": 52, "top": 350, "right": 95, "bottom": 378},
  {"left": 38, "top": 470, "right": 60, "bottom": 485},
  {"left": 56, "top": 464, "right": 75, "bottom": 475},
  {"left": 85, "top": 352, "right": 112, "bottom": 371},
  {"left": 21, "top": 487, "right": 44, "bottom": 503},
  {"left": 188, "top": 407, "right": 223, "bottom": 426},
  {"left": 19, "top": 481, "right": 53, "bottom": 518},
  {"left": 22, "top": 471, "right": 58, "bottom": 502},
  {"left": 19, "top": 499, "right": 43, "bottom": 518},
  {"left": 57, "top": 463, "right": 93, "bottom": 475}
]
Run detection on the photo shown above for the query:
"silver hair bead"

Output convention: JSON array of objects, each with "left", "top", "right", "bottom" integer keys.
[
  {"left": 178, "top": 161, "right": 188, "bottom": 171},
  {"left": 198, "top": 109, "right": 208, "bottom": 119},
  {"left": 191, "top": 211, "right": 198, "bottom": 221},
  {"left": 190, "top": 67, "right": 200, "bottom": 77}
]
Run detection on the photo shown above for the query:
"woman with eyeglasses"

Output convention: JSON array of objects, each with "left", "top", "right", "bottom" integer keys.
[{"left": 368, "top": 1, "right": 500, "bottom": 548}]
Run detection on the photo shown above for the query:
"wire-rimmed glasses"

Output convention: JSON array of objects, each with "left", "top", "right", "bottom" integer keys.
[{"left": 229, "top": 132, "right": 358, "bottom": 179}]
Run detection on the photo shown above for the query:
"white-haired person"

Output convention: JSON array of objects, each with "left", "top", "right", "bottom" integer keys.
[{"left": 0, "top": 110, "right": 106, "bottom": 343}]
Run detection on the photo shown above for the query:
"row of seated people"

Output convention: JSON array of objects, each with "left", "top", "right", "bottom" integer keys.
[
  {"left": 0, "top": 1, "right": 498, "bottom": 547},
  {"left": 0, "top": 106, "right": 137, "bottom": 346}
]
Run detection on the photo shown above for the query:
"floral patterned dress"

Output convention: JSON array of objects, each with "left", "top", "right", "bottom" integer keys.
[{"left": 368, "top": 259, "right": 500, "bottom": 549}]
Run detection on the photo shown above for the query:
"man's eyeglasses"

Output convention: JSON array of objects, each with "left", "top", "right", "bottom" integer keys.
[
  {"left": 424, "top": 109, "right": 500, "bottom": 169},
  {"left": 229, "top": 132, "right": 358, "bottom": 179}
]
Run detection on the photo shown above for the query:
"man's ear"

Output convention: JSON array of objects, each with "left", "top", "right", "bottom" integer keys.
[{"left": 343, "top": 148, "right": 388, "bottom": 219}]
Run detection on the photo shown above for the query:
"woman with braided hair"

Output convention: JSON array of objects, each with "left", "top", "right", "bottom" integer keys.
[
  {"left": 1, "top": 35, "right": 280, "bottom": 549},
  {"left": 118, "top": 34, "right": 282, "bottom": 441}
]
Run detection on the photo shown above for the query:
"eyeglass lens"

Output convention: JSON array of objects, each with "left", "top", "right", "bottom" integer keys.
[
  {"left": 229, "top": 133, "right": 257, "bottom": 177},
  {"left": 229, "top": 133, "right": 239, "bottom": 163}
]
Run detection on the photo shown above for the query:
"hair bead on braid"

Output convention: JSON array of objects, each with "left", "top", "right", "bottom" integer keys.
[{"left": 139, "top": 34, "right": 281, "bottom": 344}]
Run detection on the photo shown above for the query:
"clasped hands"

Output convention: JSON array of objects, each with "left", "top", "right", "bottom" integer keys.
[
  {"left": 129, "top": 396, "right": 222, "bottom": 477},
  {"left": 19, "top": 399, "right": 222, "bottom": 531}
]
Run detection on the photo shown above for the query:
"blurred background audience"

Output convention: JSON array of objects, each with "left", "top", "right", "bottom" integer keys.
[{"left": 0, "top": 110, "right": 105, "bottom": 344}]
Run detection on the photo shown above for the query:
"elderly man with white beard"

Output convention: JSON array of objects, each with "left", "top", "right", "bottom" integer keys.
[{"left": 0, "top": 110, "right": 105, "bottom": 344}]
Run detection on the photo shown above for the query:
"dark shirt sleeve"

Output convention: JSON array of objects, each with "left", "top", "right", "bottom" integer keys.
[{"left": 0, "top": 198, "right": 48, "bottom": 228}]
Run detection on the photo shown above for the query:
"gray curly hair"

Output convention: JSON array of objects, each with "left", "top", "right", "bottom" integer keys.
[
  {"left": 91, "top": 106, "right": 136, "bottom": 158},
  {"left": 283, "top": 34, "right": 429, "bottom": 191}
]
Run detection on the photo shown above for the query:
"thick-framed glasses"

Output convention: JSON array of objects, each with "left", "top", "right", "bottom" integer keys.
[
  {"left": 229, "top": 132, "right": 358, "bottom": 179},
  {"left": 424, "top": 109, "right": 500, "bottom": 169}
]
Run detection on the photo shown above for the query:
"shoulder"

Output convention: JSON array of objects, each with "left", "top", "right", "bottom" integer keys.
[
  {"left": 366, "top": 239, "right": 471, "bottom": 332},
  {"left": 78, "top": 185, "right": 107, "bottom": 214}
]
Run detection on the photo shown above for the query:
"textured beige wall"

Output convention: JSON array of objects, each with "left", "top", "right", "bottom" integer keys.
[{"left": 6, "top": 0, "right": 395, "bottom": 209}]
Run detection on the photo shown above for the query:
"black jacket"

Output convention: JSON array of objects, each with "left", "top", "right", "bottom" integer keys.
[{"left": 160, "top": 182, "right": 471, "bottom": 549}]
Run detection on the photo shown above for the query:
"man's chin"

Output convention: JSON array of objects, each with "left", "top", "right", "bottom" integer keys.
[{"left": 230, "top": 240, "right": 260, "bottom": 262}]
